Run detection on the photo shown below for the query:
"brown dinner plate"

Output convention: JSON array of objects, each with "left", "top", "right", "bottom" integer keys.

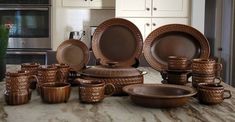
[
  {"left": 92, "top": 18, "right": 143, "bottom": 67},
  {"left": 56, "top": 39, "right": 89, "bottom": 71},
  {"left": 123, "top": 84, "right": 197, "bottom": 108},
  {"left": 143, "top": 24, "right": 210, "bottom": 71}
]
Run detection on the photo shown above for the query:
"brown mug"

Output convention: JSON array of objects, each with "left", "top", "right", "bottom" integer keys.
[
  {"left": 192, "top": 74, "right": 222, "bottom": 88},
  {"left": 197, "top": 83, "right": 232, "bottom": 105},
  {"left": 52, "top": 64, "right": 70, "bottom": 82},
  {"left": 192, "top": 58, "right": 222, "bottom": 75},
  {"left": 168, "top": 56, "right": 190, "bottom": 70},
  {"left": 76, "top": 78, "right": 115, "bottom": 103},
  {"left": 21, "top": 62, "right": 41, "bottom": 89},
  {"left": 5, "top": 70, "right": 38, "bottom": 94},
  {"left": 37, "top": 65, "right": 65, "bottom": 86},
  {"left": 161, "top": 70, "right": 190, "bottom": 85}
]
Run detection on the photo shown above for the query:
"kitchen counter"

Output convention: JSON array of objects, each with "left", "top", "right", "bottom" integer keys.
[{"left": 0, "top": 65, "right": 235, "bottom": 122}]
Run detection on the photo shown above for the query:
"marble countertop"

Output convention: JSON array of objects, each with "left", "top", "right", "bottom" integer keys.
[{"left": 0, "top": 65, "right": 235, "bottom": 122}]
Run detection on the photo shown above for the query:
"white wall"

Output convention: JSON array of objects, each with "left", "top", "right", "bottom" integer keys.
[
  {"left": 52, "top": 0, "right": 115, "bottom": 50},
  {"left": 191, "top": 0, "right": 205, "bottom": 34}
]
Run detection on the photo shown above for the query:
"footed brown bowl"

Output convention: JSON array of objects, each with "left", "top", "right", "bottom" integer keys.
[
  {"left": 123, "top": 84, "right": 197, "bottom": 108},
  {"left": 40, "top": 82, "right": 71, "bottom": 104}
]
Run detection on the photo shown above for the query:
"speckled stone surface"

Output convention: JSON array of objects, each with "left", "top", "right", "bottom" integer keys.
[{"left": 0, "top": 65, "right": 235, "bottom": 122}]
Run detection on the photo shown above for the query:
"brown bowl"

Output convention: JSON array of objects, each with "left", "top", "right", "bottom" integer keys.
[
  {"left": 123, "top": 84, "right": 197, "bottom": 108},
  {"left": 4, "top": 90, "right": 32, "bottom": 105},
  {"left": 40, "top": 82, "right": 71, "bottom": 104}
]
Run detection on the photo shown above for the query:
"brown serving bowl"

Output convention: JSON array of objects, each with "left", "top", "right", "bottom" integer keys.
[
  {"left": 197, "top": 83, "right": 232, "bottom": 105},
  {"left": 123, "top": 84, "right": 197, "bottom": 108},
  {"left": 40, "top": 82, "right": 71, "bottom": 104}
]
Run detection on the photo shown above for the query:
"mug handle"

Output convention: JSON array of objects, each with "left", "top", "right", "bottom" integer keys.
[
  {"left": 104, "top": 83, "right": 115, "bottom": 96},
  {"left": 28, "top": 75, "right": 39, "bottom": 86},
  {"left": 223, "top": 90, "right": 232, "bottom": 99},
  {"left": 160, "top": 70, "right": 168, "bottom": 80},
  {"left": 213, "top": 77, "right": 223, "bottom": 85},
  {"left": 215, "top": 63, "right": 223, "bottom": 77},
  {"left": 56, "top": 70, "right": 66, "bottom": 82}
]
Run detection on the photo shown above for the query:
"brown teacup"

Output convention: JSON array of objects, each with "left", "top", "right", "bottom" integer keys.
[
  {"left": 192, "top": 58, "right": 222, "bottom": 75},
  {"left": 168, "top": 56, "right": 190, "bottom": 70},
  {"left": 197, "top": 83, "right": 232, "bottom": 105},
  {"left": 40, "top": 82, "right": 71, "bottom": 104},
  {"left": 192, "top": 74, "right": 222, "bottom": 88},
  {"left": 21, "top": 62, "right": 41, "bottom": 89},
  {"left": 52, "top": 64, "right": 70, "bottom": 82},
  {"left": 5, "top": 70, "right": 38, "bottom": 94},
  {"left": 76, "top": 78, "right": 115, "bottom": 103}
]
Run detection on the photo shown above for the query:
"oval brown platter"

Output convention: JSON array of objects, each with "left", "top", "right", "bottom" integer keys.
[
  {"left": 123, "top": 84, "right": 197, "bottom": 108},
  {"left": 56, "top": 39, "right": 89, "bottom": 71},
  {"left": 143, "top": 24, "right": 210, "bottom": 71},
  {"left": 92, "top": 18, "right": 143, "bottom": 67}
]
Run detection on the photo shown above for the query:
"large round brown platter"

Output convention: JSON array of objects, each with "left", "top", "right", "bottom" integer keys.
[
  {"left": 92, "top": 18, "right": 143, "bottom": 67},
  {"left": 56, "top": 39, "right": 89, "bottom": 71},
  {"left": 143, "top": 24, "right": 210, "bottom": 71},
  {"left": 123, "top": 84, "right": 197, "bottom": 108}
]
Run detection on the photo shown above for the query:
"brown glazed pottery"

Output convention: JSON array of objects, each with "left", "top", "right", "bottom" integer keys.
[
  {"left": 197, "top": 83, "right": 232, "bottom": 105},
  {"left": 37, "top": 65, "right": 65, "bottom": 87},
  {"left": 123, "top": 84, "right": 197, "bottom": 108},
  {"left": 21, "top": 62, "right": 41, "bottom": 89},
  {"left": 52, "top": 64, "right": 70, "bottom": 82},
  {"left": 92, "top": 18, "right": 143, "bottom": 67},
  {"left": 161, "top": 70, "right": 191, "bottom": 85},
  {"left": 4, "top": 90, "right": 32, "bottom": 105},
  {"left": 76, "top": 78, "right": 115, "bottom": 103},
  {"left": 40, "top": 82, "right": 71, "bottom": 103},
  {"left": 56, "top": 39, "right": 89, "bottom": 71},
  {"left": 192, "top": 74, "right": 222, "bottom": 88},
  {"left": 78, "top": 62, "right": 147, "bottom": 95},
  {"left": 143, "top": 24, "right": 210, "bottom": 71},
  {"left": 5, "top": 70, "right": 38, "bottom": 93},
  {"left": 168, "top": 56, "right": 190, "bottom": 70},
  {"left": 192, "top": 58, "right": 222, "bottom": 75}
]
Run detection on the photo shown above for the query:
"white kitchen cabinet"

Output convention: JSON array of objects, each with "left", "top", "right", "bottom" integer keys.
[
  {"left": 125, "top": 18, "right": 189, "bottom": 39},
  {"left": 62, "top": 0, "right": 115, "bottom": 9},
  {"left": 116, "top": 0, "right": 189, "bottom": 17}
]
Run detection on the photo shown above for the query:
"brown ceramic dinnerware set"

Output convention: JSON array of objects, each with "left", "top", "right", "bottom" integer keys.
[{"left": 4, "top": 18, "right": 232, "bottom": 107}]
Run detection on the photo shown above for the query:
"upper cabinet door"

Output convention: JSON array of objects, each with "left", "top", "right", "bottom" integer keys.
[
  {"left": 152, "top": 0, "right": 189, "bottom": 17},
  {"left": 62, "top": 0, "right": 89, "bottom": 7},
  {"left": 90, "top": 0, "right": 115, "bottom": 9},
  {"left": 116, "top": 0, "right": 152, "bottom": 17}
]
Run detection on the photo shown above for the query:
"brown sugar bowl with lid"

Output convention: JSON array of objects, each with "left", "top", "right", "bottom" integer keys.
[
  {"left": 197, "top": 83, "right": 232, "bottom": 105},
  {"left": 21, "top": 62, "right": 41, "bottom": 89},
  {"left": 77, "top": 62, "right": 147, "bottom": 95}
]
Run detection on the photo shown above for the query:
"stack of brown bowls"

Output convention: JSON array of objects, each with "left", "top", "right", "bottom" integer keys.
[
  {"left": 4, "top": 70, "right": 38, "bottom": 105},
  {"left": 192, "top": 59, "right": 222, "bottom": 87},
  {"left": 161, "top": 56, "right": 191, "bottom": 85}
]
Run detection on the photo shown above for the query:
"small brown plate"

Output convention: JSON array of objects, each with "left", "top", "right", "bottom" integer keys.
[
  {"left": 92, "top": 18, "right": 143, "bottom": 67},
  {"left": 143, "top": 24, "right": 210, "bottom": 71},
  {"left": 123, "top": 84, "right": 197, "bottom": 108},
  {"left": 56, "top": 39, "right": 89, "bottom": 71}
]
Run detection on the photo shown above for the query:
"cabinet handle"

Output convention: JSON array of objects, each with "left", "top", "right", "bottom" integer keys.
[
  {"left": 146, "top": 8, "right": 150, "bottom": 11},
  {"left": 152, "top": 23, "right": 156, "bottom": 26},
  {"left": 146, "top": 23, "right": 150, "bottom": 26},
  {"left": 90, "top": 0, "right": 93, "bottom": 1},
  {"left": 85, "top": 0, "right": 87, "bottom": 1},
  {"left": 153, "top": 8, "right": 157, "bottom": 11}
]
